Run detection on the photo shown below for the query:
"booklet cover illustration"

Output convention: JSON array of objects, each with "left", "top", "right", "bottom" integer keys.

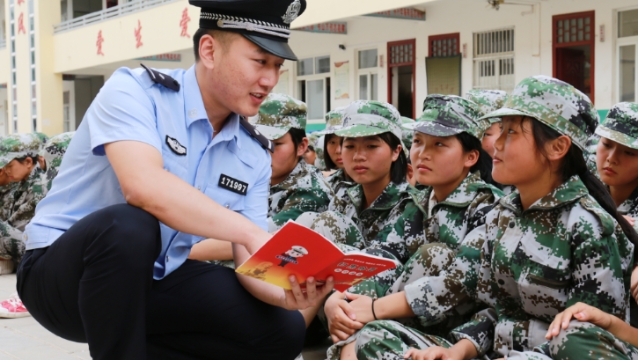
[{"left": 236, "top": 221, "right": 397, "bottom": 292}]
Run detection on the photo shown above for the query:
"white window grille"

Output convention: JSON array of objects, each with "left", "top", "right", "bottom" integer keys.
[
  {"left": 297, "top": 56, "right": 330, "bottom": 121},
  {"left": 357, "top": 48, "right": 379, "bottom": 101},
  {"left": 473, "top": 28, "right": 515, "bottom": 93}
]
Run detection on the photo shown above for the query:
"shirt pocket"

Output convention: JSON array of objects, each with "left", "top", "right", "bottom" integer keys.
[
  {"left": 518, "top": 259, "right": 570, "bottom": 321},
  {"left": 162, "top": 153, "right": 188, "bottom": 180},
  {"left": 204, "top": 184, "right": 245, "bottom": 212}
]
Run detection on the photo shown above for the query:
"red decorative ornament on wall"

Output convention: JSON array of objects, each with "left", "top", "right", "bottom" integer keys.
[
  {"left": 96, "top": 30, "right": 105, "bottom": 56},
  {"left": 135, "top": 20, "right": 143, "bottom": 48},
  {"left": 180, "top": 8, "right": 191, "bottom": 38}
]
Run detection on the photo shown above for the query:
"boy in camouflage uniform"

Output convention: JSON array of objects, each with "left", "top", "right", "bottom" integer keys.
[
  {"left": 352, "top": 76, "right": 634, "bottom": 360},
  {"left": 39, "top": 131, "right": 75, "bottom": 190},
  {"left": 0, "top": 133, "right": 48, "bottom": 271},
  {"left": 324, "top": 95, "right": 503, "bottom": 359},
  {"left": 253, "top": 93, "right": 333, "bottom": 233}
]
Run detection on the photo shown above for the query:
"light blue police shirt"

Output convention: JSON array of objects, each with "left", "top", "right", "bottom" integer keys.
[{"left": 25, "top": 65, "right": 272, "bottom": 279}]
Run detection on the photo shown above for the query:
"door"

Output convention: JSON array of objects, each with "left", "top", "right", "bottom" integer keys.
[{"left": 387, "top": 39, "right": 416, "bottom": 118}]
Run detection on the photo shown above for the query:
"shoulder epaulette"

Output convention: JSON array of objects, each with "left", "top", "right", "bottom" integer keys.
[
  {"left": 141, "top": 63, "right": 180, "bottom": 92},
  {"left": 239, "top": 116, "right": 274, "bottom": 153}
]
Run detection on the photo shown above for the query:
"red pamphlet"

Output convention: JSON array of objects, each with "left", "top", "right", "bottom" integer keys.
[{"left": 235, "top": 221, "right": 397, "bottom": 292}]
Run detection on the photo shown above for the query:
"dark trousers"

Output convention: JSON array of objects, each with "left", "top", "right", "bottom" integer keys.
[{"left": 17, "top": 204, "right": 305, "bottom": 360}]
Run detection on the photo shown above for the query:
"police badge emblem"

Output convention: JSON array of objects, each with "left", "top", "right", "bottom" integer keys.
[{"left": 282, "top": 0, "right": 301, "bottom": 24}]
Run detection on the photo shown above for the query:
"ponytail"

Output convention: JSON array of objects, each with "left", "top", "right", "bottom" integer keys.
[{"left": 529, "top": 118, "right": 638, "bottom": 258}]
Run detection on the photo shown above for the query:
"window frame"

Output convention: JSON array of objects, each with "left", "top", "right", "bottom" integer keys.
[
  {"left": 296, "top": 55, "right": 331, "bottom": 122},
  {"left": 356, "top": 47, "right": 379, "bottom": 101}
]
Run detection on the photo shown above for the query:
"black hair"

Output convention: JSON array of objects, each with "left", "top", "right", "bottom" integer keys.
[
  {"left": 456, "top": 132, "right": 497, "bottom": 187},
  {"left": 15, "top": 154, "right": 39, "bottom": 166},
  {"left": 306, "top": 145, "right": 315, "bottom": 153},
  {"left": 288, "top": 127, "right": 307, "bottom": 163},
  {"left": 324, "top": 133, "right": 339, "bottom": 170},
  {"left": 527, "top": 117, "right": 638, "bottom": 258},
  {"left": 193, "top": 29, "right": 234, "bottom": 62},
  {"left": 343, "top": 133, "right": 408, "bottom": 185}
]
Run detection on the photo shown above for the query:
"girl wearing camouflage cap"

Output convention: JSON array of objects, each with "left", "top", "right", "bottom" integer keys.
[
  {"left": 319, "top": 106, "right": 355, "bottom": 195},
  {"left": 376, "top": 76, "right": 637, "bottom": 360},
  {"left": 541, "top": 102, "right": 638, "bottom": 360},
  {"left": 326, "top": 95, "right": 504, "bottom": 360}
]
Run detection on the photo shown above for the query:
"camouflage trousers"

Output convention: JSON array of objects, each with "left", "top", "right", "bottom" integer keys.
[
  {"left": 326, "top": 244, "right": 479, "bottom": 359},
  {"left": 548, "top": 320, "right": 638, "bottom": 360},
  {"left": 0, "top": 221, "right": 25, "bottom": 268}
]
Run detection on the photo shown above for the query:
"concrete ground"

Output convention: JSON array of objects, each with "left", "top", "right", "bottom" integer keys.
[{"left": 0, "top": 274, "right": 330, "bottom": 359}]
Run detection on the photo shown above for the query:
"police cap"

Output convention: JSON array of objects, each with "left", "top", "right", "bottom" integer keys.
[{"left": 189, "top": 0, "right": 307, "bottom": 61}]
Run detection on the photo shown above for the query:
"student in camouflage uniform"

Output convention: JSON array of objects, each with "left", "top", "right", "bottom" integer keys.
[
  {"left": 39, "top": 131, "right": 75, "bottom": 190},
  {"left": 319, "top": 106, "right": 354, "bottom": 195},
  {"left": 352, "top": 76, "right": 636, "bottom": 360},
  {"left": 324, "top": 95, "right": 503, "bottom": 360},
  {"left": 0, "top": 133, "right": 48, "bottom": 272},
  {"left": 253, "top": 93, "right": 333, "bottom": 232},
  {"left": 465, "top": 89, "right": 515, "bottom": 195}
]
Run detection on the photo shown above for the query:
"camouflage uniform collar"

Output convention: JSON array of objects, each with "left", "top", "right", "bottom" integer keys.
[
  {"left": 499, "top": 175, "right": 588, "bottom": 213},
  {"left": 271, "top": 160, "right": 309, "bottom": 191},
  {"left": 617, "top": 185, "right": 638, "bottom": 215},
  {"left": 347, "top": 181, "right": 410, "bottom": 212},
  {"left": 413, "top": 172, "right": 496, "bottom": 210}
]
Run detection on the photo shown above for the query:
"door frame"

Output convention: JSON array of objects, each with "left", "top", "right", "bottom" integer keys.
[
  {"left": 387, "top": 39, "right": 417, "bottom": 118},
  {"left": 552, "top": 10, "right": 595, "bottom": 103}
]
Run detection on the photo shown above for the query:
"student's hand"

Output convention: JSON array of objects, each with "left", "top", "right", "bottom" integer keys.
[
  {"left": 545, "top": 302, "right": 613, "bottom": 340},
  {"left": 345, "top": 293, "right": 376, "bottom": 324},
  {"left": 631, "top": 266, "right": 638, "bottom": 303},
  {"left": 281, "top": 276, "right": 334, "bottom": 311},
  {"left": 404, "top": 346, "right": 462, "bottom": 360},
  {"left": 623, "top": 215, "right": 636, "bottom": 226},
  {"left": 324, "top": 291, "right": 364, "bottom": 342}
]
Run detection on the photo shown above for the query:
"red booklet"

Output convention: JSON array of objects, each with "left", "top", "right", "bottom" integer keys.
[{"left": 236, "top": 221, "right": 397, "bottom": 292}]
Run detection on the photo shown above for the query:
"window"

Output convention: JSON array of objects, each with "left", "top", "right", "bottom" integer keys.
[
  {"left": 8, "top": 0, "right": 17, "bottom": 133},
  {"left": 357, "top": 49, "right": 378, "bottom": 101},
  {"left": 29, "top": 0, "right": 36, "bottom": 131},
  {"left": 297, "top": 56, "right": 331, "bottom": 121},
  {"left": 618, "top": 9, "right": 638, "bottom": 102},
  {"left": 429, "top": 33, "right": 459, "bottom": 57},
  {"left": 63, "top": 91, "right": 71, "bottom": 132},
  {"left": 472, "top": 28, "right": 515, "bottom": 92}
]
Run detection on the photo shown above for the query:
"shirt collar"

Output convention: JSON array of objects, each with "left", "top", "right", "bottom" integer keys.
[
  {"left": 500, "top": 175, "right": 589, "bottom": 214},
  {"left": 185, "top": 65, "right": 242, "bottom": 148},
  {"left": 618, "top": 186, "right": 638, "bottom": 215},
  {"left": 184, "top": 66, "right": 209, "bottom": 128},
  {"left": 347, "top": 181, "right": 410, "bottom": 211}
]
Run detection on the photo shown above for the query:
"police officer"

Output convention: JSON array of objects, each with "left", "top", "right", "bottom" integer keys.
[{"left": 18, "top": 1, "right": 333, "bottom": 359}]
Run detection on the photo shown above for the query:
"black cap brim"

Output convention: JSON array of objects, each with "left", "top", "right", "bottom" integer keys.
[{"left": 243, "top": 34, "right": 298, "bottom": 61}]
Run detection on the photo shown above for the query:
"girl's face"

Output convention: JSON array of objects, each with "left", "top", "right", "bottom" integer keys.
[
  {"left": 492, "top": 116, "right": 547, "bottom": 187},
  {"left": 342, "top": 136, "right": 400, "bottom": 186},
  {"left": 410, "top": 132, "right": 477, "bottom": 187},
  {"left": 326, "top": 135, "right": 343, "bottom": 169},
  {"left": 596, "top": 137, "right": 638, "bottom": 188},
  {"left": 270, "top": 132, "right": 307, "bottom": 185},
  {"left": 481, "top": 122, "right": 500, "bottom": 157},
  {"left": 4, "top": 158, "right": 33, "bottom": 182}
]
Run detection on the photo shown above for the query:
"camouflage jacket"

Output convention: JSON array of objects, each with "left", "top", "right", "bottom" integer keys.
[
  {"left": 618, "top": 186, "right": 638, "bottom": 219},
  {"left": 329, "top": 181, "right": 413, "bottom": 263},
  {"left": 325, "top": 169, "right": 354, "bottom": 199},
  {"left": 0, "top": 183, "right": 19, "bottom": 221},
  {"left": 267, "top": 160, "right": 333, "bottom": 232},
  {"left": 451, "top": 175, "right": 634, "bottom": 357},
  {"left": 394, "top": 171, "right": 503, "bottom": 256},
  {"left": 7, "top": 164, "right": 48, "bottom": 232}
]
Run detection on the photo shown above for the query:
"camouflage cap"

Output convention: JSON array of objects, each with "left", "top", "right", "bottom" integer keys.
[
  {"left": 407, "top": 94, "right": 482, "bottom": 139},
  {"left": 465, "top": 89, "right": 507, "bottom": 133},
  {"left": 33, "top": 132, "right": 50, "bottom": 145},
  {"left": 314, "top": 134, "right": 326, "bottom": 170},
  {"left": 314, "top": 106, "right": 347, "bottom": 136},
  {"left": 335, "top": 100, "right": 403, "bottom": 141},
  {"left": 254, "top": 93, "right": 307, "bottom": 140},
  {"left": 595, "top": 102, "right": 638, "bottom": 150},
  {"left": 480, "top": 75, "right": 598, "bottom": 151},
  {"left": 0, "top": 133, "right": 43, "bottom": 168},
  {"left": 39, "top": 131, "right": 75, "bottom": 168},
  {"left": 401, "top": 117, "right": 416, "bottom": 150}
]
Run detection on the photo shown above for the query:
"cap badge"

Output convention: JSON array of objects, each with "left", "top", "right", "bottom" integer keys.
[{"left": 282, "top": 0, "right": 301, "bottom": 24}]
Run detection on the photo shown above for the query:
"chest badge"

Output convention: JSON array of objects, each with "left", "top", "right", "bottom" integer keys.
[
  {"left": 166, "top": 136, "right": 187, "bottom": 156},
  {"left": 219, "top": 174, "right": 248, "bottom": 196}
]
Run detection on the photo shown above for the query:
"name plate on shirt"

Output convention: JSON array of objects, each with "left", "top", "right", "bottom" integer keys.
[{"left": 219, "top": 174, "right": 248, "bottom": 196}]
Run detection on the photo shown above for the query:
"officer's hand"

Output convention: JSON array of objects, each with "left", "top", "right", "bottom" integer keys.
[
  {"left": 345, "top": 293, "right": 376, "bottom": 324},
  {"left": 631, "top": 266, "right": 638, "bottom": 303},
  {"left": 324, "top": 291, "right": 364, "bottom": 343},
  {"left": 281, "top": 275, "right": 334, "bottom": 311},
  {"left": 545, "top": 302, "right": 613, "bottom": 340}
]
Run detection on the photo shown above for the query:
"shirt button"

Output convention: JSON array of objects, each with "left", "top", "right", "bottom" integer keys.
[
  {"left": 225, "top": 204, "right": 230, "bottom": 208},
  {"left": 509, "top": 221, "right": 515, "bottom": 228},
  {"left": 197, "top": 186, "right": 201, "bottom": 191},
  {"left": 166, "top": 256, "right": 170, "bottom": 262}
]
